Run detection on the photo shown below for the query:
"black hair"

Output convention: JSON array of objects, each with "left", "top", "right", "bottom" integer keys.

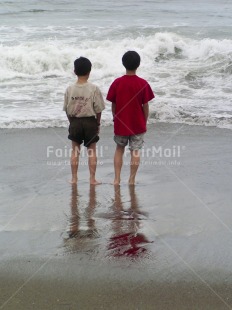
[
  {"left": 122, "top": 51, "right": 140, "bottom": 70},
  {"left": 74, "top": 57, "right": 92, "bottom": 76}
]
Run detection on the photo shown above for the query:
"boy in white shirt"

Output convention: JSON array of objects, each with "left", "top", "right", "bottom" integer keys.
[{"left": 63, "top": 57, "right": 105, "bottom": 184}]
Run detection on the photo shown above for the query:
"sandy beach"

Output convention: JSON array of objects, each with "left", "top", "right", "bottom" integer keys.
[{"left": 1, "top": 123, "right": 232, "bottom": 310}]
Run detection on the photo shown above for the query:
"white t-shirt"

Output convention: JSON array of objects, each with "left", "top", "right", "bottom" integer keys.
[{"left": 63, "top": 82, "right": 105, "bottom": 117}]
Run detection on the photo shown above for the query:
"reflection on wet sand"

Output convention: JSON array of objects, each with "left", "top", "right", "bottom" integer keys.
[
  {"left": 64, "top": 184, "right": 152, "bottom": 259},
  {"left": 67, "top": 184, "right": 98, "bottom": 239},
  {"left": 107, "top": 185, "right": 153, "bottom": 258}
]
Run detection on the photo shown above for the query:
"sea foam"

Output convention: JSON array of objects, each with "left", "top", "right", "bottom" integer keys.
[{"left": 0, "top": 32, "right": 232, "bottom": 129}]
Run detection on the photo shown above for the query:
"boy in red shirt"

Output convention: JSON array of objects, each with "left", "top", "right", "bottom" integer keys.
[{"left": 106, "top": 51, "right": 155, "bottom": 185}]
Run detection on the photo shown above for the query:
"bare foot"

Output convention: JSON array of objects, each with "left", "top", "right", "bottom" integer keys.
[
  {"left": 90, "top": 179, "right": 102, "bottom": 185},
  {"left": 128, "top": 178, "right": 135, "bottom": 185},
  {"left": 69, "top": 178, "right": 78, "bottom": 184},
  {"left": 112, "top": 179, "right": 120, "bottom": 185}
]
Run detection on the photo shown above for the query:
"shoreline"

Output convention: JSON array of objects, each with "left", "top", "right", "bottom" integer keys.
[{"left": 0, "top": 120, "right": 232, "bottom": 132}]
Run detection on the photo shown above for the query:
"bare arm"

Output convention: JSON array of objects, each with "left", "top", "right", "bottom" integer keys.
[
  {"left": 96, "top": 112, "right": 101, "bottom": 125},
  {"left": 111, "top": 102, "right": 116, "bottom": 120},
  {"left": 143, "top": 103, "right": 149, "bottom": 123},
  {"left": 66, "top": 112, "right": 71, "bottom": 123},
  {"left": 96, "top": 112, "right": 101, "bottom": 134}
]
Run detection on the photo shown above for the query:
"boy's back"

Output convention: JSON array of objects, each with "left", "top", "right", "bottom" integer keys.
[
  {"left": 106, "top": 50, "right": 154, "bottom": 185},
  {"left": 64, "top": 57, "right": 105, "bottom": 185},
  {"left": 107, "top": 74, "right": 154, "bottom": 136},
  {"left": 64, "top": 81, "right": 104, "bottom": 118}
]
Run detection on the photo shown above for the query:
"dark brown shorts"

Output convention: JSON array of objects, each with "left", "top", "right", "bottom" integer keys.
[{"left": 68, "top": 117, "right": 99, "bottom": 147}]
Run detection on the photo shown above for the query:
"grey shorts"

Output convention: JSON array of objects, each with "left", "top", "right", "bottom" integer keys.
[{"left": 114, "top": 134, "right": 144, "bottom": 150}]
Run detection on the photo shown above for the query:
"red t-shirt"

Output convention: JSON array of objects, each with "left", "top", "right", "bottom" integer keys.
[{"left": 106, "top": 75, "right": 155, "bottom": 136}]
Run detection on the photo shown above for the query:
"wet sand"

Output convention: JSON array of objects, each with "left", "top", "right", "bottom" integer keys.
[{"left": 1, "top": 123, "right": 232, "bottom": 309}]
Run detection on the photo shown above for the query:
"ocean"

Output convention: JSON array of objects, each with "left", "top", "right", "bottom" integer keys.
[{"left": 0, "top": 0, "right": 232, "bottom": 129}]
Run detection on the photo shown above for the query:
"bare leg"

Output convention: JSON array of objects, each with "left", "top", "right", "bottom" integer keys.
[
  {"left": 128, "top": 149, "right": 140, "bottom": 185},
  {"left": 70, "top": 142, "right": 80, "bottom": 184},
  {"left": 114, "top": 145, "right": 125, "bottom": 185},
  {"left": 87, "top": 143, "right": 101, "bottom": 185}
]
